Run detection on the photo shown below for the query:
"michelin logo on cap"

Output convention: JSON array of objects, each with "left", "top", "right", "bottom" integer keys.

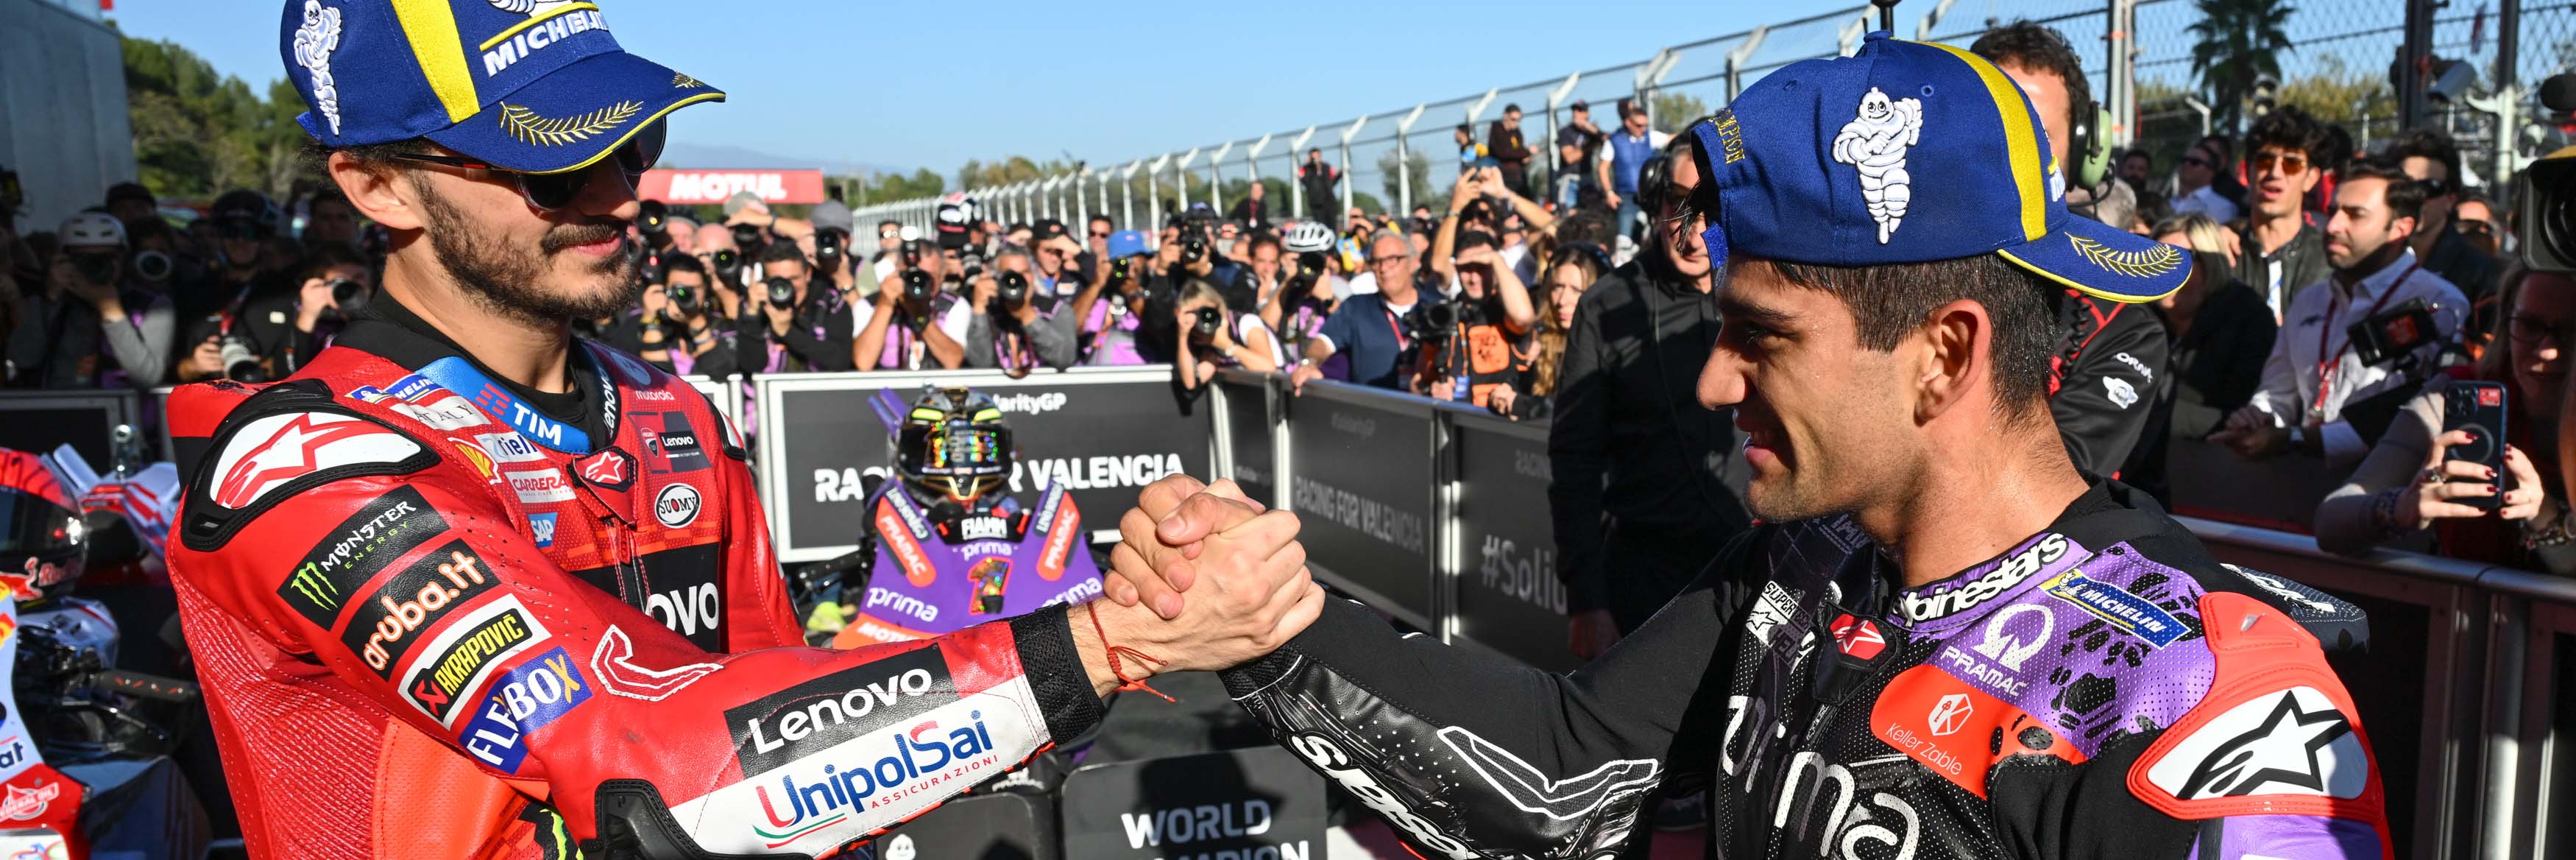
[
  {"left": 480, "top": 0, "right": 613, "bottom": 77},
  {"left": 291, "top": 1, "right": 344, "bottom": 135},
  {"left": 1831, "top": 87, "right": 1925, "bottom": 244}
]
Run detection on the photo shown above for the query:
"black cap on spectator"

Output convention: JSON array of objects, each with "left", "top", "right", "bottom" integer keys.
[
  {"left": 105, "top": 182, "right": 154, "bottom": 207},
  {"left": 211, "top": 188, "right": 280, "bottom": 235},
  {"left": 1033, "top": 219, "right": 1069, "bottom": 242},
  {"left": 1571, "top": 99, "right": 1589, "bottom": 112}
]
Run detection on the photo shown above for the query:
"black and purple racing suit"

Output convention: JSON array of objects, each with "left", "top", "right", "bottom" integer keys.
[{"left": 1220, "top": 480, "right": 2391, "bottom": 860}]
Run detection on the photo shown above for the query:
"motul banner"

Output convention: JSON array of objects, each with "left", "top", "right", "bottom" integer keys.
[{"left": 637, "top": 169, "right": 827, "bottom": 205}]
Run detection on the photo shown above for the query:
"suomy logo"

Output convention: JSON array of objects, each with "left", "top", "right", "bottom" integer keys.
[
  {"left": 1902, "top": 532, "right": 2070, "bottom": 621},
  {"left": 726, "top": 646, "right": 953, "bottom": 775}
]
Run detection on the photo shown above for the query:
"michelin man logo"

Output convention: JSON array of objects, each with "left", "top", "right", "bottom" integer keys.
[
  {"left": 1831, "top": 88, "right": 1925, "bottom": 244},
  {"left": 292, "top": 1, "right": 344, "bottom": 135},
  {"left": 488, "top": 0, "right": 581, "bottom": 13}
]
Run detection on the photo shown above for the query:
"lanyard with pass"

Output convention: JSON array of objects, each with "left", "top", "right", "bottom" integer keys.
[{"left": 2311, "top": 261, "right": 2419, "bottom": 417}]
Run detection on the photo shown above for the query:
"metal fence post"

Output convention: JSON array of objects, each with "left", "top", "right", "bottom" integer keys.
[
  {"left": 1545, "top": 73, "right": 1582, "bottom": 173},
  {"left": 1147, "top": 152, "right": 1171, "bottom": 233},
  {"left": 1208, "top": 141, "right": 1236, "bottom": 216},
  {"left": 2106, "top": 0, "right": 2137, "bottom": 147},
  {"left": 1120, "top": 160, "right": 1141, "bottom": 230},
  {"left": 1339, "top": 115, "right": 1368, "bottom": 219},
  {"left": 1396, "top": 103, "right": 1429, "bottom": 214},
  {"left": 1727, "top": 26, "right": 1770, "bottom": 103},
  {"left": 1175, "top": 147, "right": 1201, "bottom": 214},
  {"left": 1287, "top": 126, "right": 1317, "bottom": 219},
  {"left": 1246, "top": 133, "right": 1273, "bottom": 220},
  {"left": 1634, "top": 47, "right": 1674, "bottom": 124}
]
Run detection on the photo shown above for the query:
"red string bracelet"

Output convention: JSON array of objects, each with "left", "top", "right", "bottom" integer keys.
[{"left": 1085, "top": 602, "right": 1175, "bottom": 702}]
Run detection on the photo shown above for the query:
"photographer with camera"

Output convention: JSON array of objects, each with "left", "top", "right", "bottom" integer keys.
[
  {"left": 1418, "top": 220, "right": 1538, "bottom": 408},
  {"left": 1265, "top": 222, "right": 1344, "bottom": 356},
  {"left": 635, "top": 253, "right": 740, "bottom": 378},
  {"left": 853, "top": 239, "right": 974, "bottom": 370},
  {"left": 232, "top": 243, "right": 375, "bottom": 377},
  {"left": 734, "top": 240, "right": 855, "bottom": 373},
  {"left": 1174, "top": 278, "right": 1284, "bottom": 392},
  {"left": 2215, "top": 157, "right": 2469, "bottom": 465},
  {"left": 1289, "top": 232, "right": 1436, "bottom": 392},
  {"left": 7, "top": 211, "right": 174, "bottom": 390},
  {"left": 690, "top": 221, "right": 750, "bottom": 320},
  {"left": 1069, "top": 230, "right": 1161, "bottom": 366},
  {"left": 965, "top": 246, "right": 1079, "bottom": 376}
]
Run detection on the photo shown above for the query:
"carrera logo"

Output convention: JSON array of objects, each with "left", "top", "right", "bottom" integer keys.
[
  {"left": 726, "top": 646, "right": 952, "bottom": 775},
  {"left": 578, "top": 448, "right": 634, "bottom": 490},
  {"left": 401, "top": 596, "right": 549, "bottom": 727},
  {"left": 279, "top": 486, "right": 450, "bottom": 628},
  {"left": 460, "top": 646, "right": 592, "bottom": 774},
  {"left": 655, "top": 483, "right": 703, "bottom": 527},
  {"left": 1903, "top": 532, "right": 2071, "bottom": 621},
  {"left": 341, "top": 543, "right": 496, "bottom": 677},
  {"left": 505, "top": 468, "right": 575, "bottom": 504},
  {"left": 212, "top": 412, "right": 422, "bottom": 510}
]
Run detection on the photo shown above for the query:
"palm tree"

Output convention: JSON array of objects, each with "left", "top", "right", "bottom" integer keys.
[{"left": 2187, "top": 0, "right": 2297, "bottom": 133}]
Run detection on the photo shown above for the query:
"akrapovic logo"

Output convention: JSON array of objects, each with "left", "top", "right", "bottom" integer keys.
[{"left": 726, "top": 645, "right": 952, "bottom": 775}]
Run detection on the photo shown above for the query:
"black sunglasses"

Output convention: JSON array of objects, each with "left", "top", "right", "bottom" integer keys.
[
  {"left": 393, "top": 120, "right": 665, "bottom": 211},
  {"left": 2179, "top": 155, "right": 2211, "bottom": 169},
  {"left": 2455, "top": 219, "right": 2493, "bottom": 235}
]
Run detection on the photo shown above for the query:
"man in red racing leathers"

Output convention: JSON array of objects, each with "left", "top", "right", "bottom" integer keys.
[{"left": 166, "top": 4, "right": 1321, "bottom": 858}]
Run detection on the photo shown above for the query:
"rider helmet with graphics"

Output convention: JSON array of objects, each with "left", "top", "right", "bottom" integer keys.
[{"left": 895, "top": 387, "right": 1013, "bottom": 507}]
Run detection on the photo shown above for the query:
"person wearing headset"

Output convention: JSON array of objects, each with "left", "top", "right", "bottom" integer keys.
[
  {"left": 1972, "top": 22, "right": 2171, "bottom": 476},
  {"left": 1548, "top": 137, "right": 1753, "bottom": 665}
]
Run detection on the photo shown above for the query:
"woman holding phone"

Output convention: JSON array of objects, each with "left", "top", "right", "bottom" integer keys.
[{"left": 2315, "top": 267, "right": 2574, "bottom": 572}]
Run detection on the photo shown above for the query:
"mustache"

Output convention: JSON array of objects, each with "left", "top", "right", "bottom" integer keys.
[{"left": 542, "top": 219, "right": 630, "bottom": 254}]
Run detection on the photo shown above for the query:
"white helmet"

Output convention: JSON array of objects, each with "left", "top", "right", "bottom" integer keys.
[
  {"left": 1281, "top": 220, "right": 1335, "bottom": 254},
  {"left": 58, "top": 211, "right": 127, "bottom": 250}
]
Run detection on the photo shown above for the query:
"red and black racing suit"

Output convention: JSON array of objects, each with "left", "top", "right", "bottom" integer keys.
[
  {"left": 166, "top": 297, "right": 1103, "bottom": 859},
  {"left": 1220, "top": 480, "right": 2393, "bottom": 860}
]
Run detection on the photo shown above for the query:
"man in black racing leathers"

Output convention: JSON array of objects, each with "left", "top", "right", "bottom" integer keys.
[{"left": 1105, "top": 36, "right": 2393, "bottom": 860}]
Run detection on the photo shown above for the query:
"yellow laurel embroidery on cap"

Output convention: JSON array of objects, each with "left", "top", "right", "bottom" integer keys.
[
  {"left": 2069, "top": 234, "right": 2184, "bottom": 278},
  {"left": 500, "top": 101, "right": 641, "bottom": 147},
  {"left": 673, "top": 73, "right": 706, "bottom": 89}
]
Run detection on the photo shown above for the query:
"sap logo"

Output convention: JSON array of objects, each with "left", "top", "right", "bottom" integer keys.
[
  {"left": 477, "top": 6, "right": 609, "bottom": 77},
  {"left": 958, "top": 517, "right": 1007, "bottom": 540},
  {"left": 1903, "top": 532, "right": 2069, "bottom": 621},
  {"left": 528, "top": 512, "right": 557, "bottom": 548},
  {"left": 656, "top": 483, "right": 704, "bottom": 527},
  {"left": 1119, "top": 800, "right": 1278, "bottom": 847},
  {"left": 645, "top": 582, "right": 721, "bottom": 639},
  {"left": 344, "top": 544, "right": 496, "bottom": 677},
  {"left": 460, "top": 646, "right": 592, "bottom": 773},
  {"left": 1289, "top": 733, "right": 1476, "bottom": 860},
  {"left": 749, "top": 710, "right": 1002, "bottom": 848},
  {"left": 864, "top": 588, "right": 938, "bottom": 624},
  {"left": 813, "top": 467, "right": 894, "bottom": 503},
  {"left": 990, "top": 392, "right": 1066, "bottom": 415}
]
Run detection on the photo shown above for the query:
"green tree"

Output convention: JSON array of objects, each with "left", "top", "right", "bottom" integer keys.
[
  {"left": 122, "top": 36, "right": 311, "bottom": 200},
  {"left": 1376, "top": 147, "right": 1434, "bottom": 212},
  {"left": 1652, "top": 91, "right": 1711, "bottom": 135},
  {"left": 2187, "top": 0, "right": 2296, "bottom": 133},
  {"left": 2275, "top": 54, "right": 2396, "bottom": 125}
]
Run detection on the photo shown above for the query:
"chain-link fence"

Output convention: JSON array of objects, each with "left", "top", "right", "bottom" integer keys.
[{"left": 854, "top": 0, "right": 2572, "bottom": 234}]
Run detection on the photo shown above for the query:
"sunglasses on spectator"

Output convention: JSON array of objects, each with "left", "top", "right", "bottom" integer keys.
[
  {"left": 2508, "top": 314, "right": 2576, "bottom": 346},
  {"left": 2416, "top": 176, "right": 2453, "bottom": 196},
  {"left": 2179, "top": 155, "right": 2211, "bottom": 169},
  {"left": 880, "top": 228, "right": 902, "bottom": 239},
  {"left": 1089, "top": 230, "right": 1111, "bottom": 239},
  {"left": 2455, "top": 219, "right": 2493, "bottom": 236},
  {"left": 392, "top": 121, "right": 665, "bottom": 212},
  {"left": 2248, "top": 150, "right": 2309, "bottom": 176}
]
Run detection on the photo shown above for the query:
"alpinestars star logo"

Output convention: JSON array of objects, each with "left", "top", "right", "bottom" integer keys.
[
  {"left": 212, "top": 413, "right": 420, "bottom": 509},
  {"left": 1830, "top": 614, "right": 1886, "bottom": 660},
  {"left": 2151, "top": 687, "right": 2366, "bottom": 800},
  {"left": 578, "top": 448, "right": 634, "bottom": 490}
]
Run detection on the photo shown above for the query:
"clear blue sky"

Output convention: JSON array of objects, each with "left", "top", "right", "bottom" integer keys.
[{"left": 107, "top": 0, "right": 1821, "bottom": 178}]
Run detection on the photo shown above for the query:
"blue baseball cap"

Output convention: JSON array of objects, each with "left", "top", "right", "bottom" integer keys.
[
  {"left": 279, "top": 0, "right": 723, "bottom": 175},
  {"left": 1107, "top": 230, "right": 1149, "bottom": 258},
  {"left": 1693, "top": 33, "right": 2187, "bottom": 303}
]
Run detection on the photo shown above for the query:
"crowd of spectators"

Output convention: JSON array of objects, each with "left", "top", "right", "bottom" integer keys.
[{"left": 0, "top": 16, "right": 2565, "bottom": 585}]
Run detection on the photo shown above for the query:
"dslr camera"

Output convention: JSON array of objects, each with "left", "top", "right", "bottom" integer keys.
[
  {"left": 764, "top": 276, "right": 798, "bottom": 309},
  {"left": 996, "top": 270, "right": 1030, "bottom": 309},
  {"left": 815, "top": 229, "right": 846, "bottom": 272},
  {"left": 901, "top": 269, "right": 937, "bottom": 303},
  {"left": 638, "top": 200, "right": 670, "bottom": 237},
  {"left": 668, "top": 281, "right": 704, "bottom": 317},
  {"left": 2520, "top": 144, "right": 2576, "bottom": 274},
  {"left": 1403, "top": 300, "right": 1462, "bottom": 343},
  {"left": 1191, "top": 306, "right": 1224, "bottom": 338}
]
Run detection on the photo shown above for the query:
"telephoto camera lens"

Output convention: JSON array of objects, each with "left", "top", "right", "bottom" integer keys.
[
  {"left": 1182, "top": 236, "right": 1208, "bottom": 265},
  {"left": 1111, "top": 257, "right": 1133, "bottom": 283},
  {"left": 219, "top": 335, "right": 265, "bottom": 382},
  {"left": 765, "top": 276, "right": 797, "bottom": 308},
  {"left": 816, "top": 231, "right": 845, "bottom": 268},
  {"left": 669, "top": 283, "right": 701, "bottom": 315},
  {"left": 997, "top": 271, "right": 1029, "bottom": 306},
  {"left": 712, "top": 249, "right": 742, "bottom": 278},
  {"left": 731, "top": 223, "right": 765, "bottom": 252},
  {"left": 638, "top": 200, "right": 668, "bottom": 235},
  {"left": 902, "top": 269, "right": 935, "bottom": 301},
  {"left": 69, "top": 253, "right": 118, "bottom": 285},
  {"left": 328, "top": 278, "right": 369, "bottom": 314},
  {"left": 132, "top": 250, "right": 173, "bottom": 282},
  {"left": 1297, "top": 251, "right": 1329, "bottom": 279},
  {"left": 1192, "top": 306, "right": 1223, "bottom": 336}
]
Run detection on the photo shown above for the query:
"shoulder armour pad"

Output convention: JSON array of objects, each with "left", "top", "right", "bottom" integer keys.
[
  {"left": 2213, "top": 564, "right": 2369, "bottom": 654},
  {"left": 179, "top": 387, "right": 437, "bottom": 552}
]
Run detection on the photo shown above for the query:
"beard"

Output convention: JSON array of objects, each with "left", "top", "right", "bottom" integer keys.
[{"left": 415, "top": 182, "right": 640, "bottom": 326}]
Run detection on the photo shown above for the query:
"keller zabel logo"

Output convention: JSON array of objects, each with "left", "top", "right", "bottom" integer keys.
[{"left": 989, "top": 392, "right": 1067, "bottom": 415}]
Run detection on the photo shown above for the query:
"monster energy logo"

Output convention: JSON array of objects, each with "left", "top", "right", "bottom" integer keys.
[
  {"left": 277, "top": 486, "right": 450, "bottom": 629},
  {"left": 285, "top": 563, "right": 344, "bottom": 613}
]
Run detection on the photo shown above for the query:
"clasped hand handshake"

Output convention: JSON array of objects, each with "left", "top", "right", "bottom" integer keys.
[{"left": 1072, "top": 476, "right": 1324, "bottom": 697}]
